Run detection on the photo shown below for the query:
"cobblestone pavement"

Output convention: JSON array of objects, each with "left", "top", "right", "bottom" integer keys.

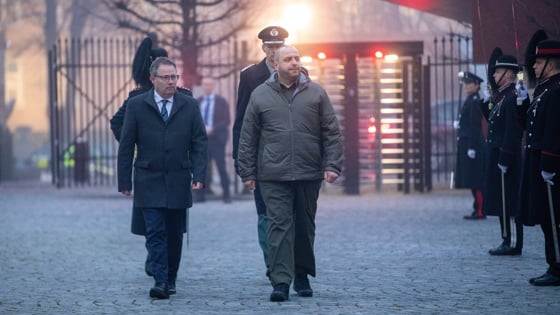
[{"left": 1, "top": 181, "right": 559, "bottom": 315}]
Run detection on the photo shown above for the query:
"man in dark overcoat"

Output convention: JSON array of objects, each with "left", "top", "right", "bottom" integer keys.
[
  {"left": 118, "top": 57, "right": 207, "bottom": 299},
  {"left": 232, "top": 26, "right": 289, "bottom": 272},
  {"left": 518, "top": 36, "right": 560, "bottom": 286},
  {"left": 110, "top": 37, "right": 192, "bottom": 277},
  {"left": 479, "top": 51, "right": 524, "bottom": 256},
  {"left": 455, "top": 71, "right": 486, "bottom": 220}
]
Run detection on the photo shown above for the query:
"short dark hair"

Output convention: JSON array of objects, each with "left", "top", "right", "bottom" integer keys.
[{"left": 150, "top": 57, "right": 176, "bottom": 76}]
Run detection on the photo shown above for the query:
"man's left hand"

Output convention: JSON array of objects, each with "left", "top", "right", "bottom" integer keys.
[
  {"left": 324, "top": 171, "right": 339, "bottom": 183},
  {"left": 192, "top": 182, "right": 204, "bottom": 190}
]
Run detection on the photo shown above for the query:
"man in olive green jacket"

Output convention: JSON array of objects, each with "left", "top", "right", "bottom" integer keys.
[{"left": 237, "top": 45, "right": 343, "bottom": 302}]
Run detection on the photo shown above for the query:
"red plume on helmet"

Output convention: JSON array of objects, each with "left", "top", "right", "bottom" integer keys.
[
  {"left": 487, "top": 47, "right": 503, "bottom": 93},
  {"left": 524, "top": 30, "right": 548, "bottom": 88}
]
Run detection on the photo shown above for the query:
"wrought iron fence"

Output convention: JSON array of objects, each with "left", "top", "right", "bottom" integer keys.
[{"left": 426, "top": 33, "right": 481, "bottom": 186}]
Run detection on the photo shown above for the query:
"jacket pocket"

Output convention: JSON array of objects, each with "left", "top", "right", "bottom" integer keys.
[{"left": 134, "top": 160, "right": 150, "bottom": 169}]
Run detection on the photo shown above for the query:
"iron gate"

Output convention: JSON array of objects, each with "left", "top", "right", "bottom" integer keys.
[
  {"left": 48, "top": 38, "right": 138, "bottom": 188},
  {"left": 426, "top": 34, "right": 478, "bottom": 186}
]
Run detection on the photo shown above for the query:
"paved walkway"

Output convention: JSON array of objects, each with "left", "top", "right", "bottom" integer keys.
[{"left": 0, "top": 182, "right": 559, "bottom": 314}]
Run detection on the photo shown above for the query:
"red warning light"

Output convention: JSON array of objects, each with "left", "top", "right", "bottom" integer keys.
[
  {"left": 374, "top": 51, "right": 384, "bottom": 59},
  {"left": 368, "top": 117, "right": 376, "bottom": 135},
  {"left": 318, "top": 52, "right": 327, "bottom": 60}
]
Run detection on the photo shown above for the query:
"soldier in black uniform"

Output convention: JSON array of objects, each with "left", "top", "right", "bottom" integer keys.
[
  {"left": 232, "top": 26, "right": 289, "bottom": 273},
  {"left": 479, "top": 50, "right": 524, "bottom": 256},
  {"left": 455, "top": 71, "right": 486, "bottom": 220},
  {"left": 518, "top": 33, "right": 560, "bottom": 286},
  {"left": 110, "top": 36, "right": 192, "bottom": 278}
]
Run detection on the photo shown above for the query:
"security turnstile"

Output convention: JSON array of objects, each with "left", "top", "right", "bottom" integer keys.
[{"left": 298, "top": 42, "right": 428, "bottom": 194}]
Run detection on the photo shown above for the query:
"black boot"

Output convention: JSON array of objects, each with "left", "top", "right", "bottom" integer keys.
[
  {"left": 293, "top": 274, "right": 313, "bottom": 297},
  {"left": 488, "top": 242, "right": 521, "bottom": 256}
]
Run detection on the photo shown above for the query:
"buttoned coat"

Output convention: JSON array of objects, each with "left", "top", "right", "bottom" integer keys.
[
  {"left": 479, "top": 84, "right": 523, "bottom": 216},
  {"left": 518, "top": 73, "right": 560, "bottom": 225},
  {"left": 118, "top": 89, "right": 207, "bottom": 210},
  {"left": 455, "top": 92, "right": 485, "bottom": 189},
  {"left": 112, "top": 87, "right": 194, "bottom": 235}
]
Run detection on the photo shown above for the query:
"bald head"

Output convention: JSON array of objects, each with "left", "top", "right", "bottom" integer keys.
[{"left": 273, "top": 45, "right": 301, "bottom": 86}]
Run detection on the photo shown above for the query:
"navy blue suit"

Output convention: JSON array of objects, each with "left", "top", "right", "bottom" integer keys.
[
  {"left": 198, "top": 93, "right": 231, "bottom": 201},
  {"left": 118, "top": 88, "right": 207, "bottom": 284}
]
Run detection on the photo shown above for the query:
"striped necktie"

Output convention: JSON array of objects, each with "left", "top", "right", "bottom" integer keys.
[{"left": 160, "top": 99, "right": 169, "bottom": 122}]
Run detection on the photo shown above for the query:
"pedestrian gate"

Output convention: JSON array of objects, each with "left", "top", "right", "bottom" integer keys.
[{"left": 297, "top": 42, "right": 429, "bottom": 193}]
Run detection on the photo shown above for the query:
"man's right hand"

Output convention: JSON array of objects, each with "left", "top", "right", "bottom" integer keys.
[
  {"left": 243, "top": 180, "right": 256, "bottom": 191},
  {"left": 121, "top": 190, "right": 132, "bottom": 196}
]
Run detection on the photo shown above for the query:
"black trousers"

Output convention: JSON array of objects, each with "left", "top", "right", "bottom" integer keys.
[
  {"left": 498, "top": 216, "right": 523, "bottom": 249},
  {"left": 541, "top": 223, "right": 560, "bottom": 276}
]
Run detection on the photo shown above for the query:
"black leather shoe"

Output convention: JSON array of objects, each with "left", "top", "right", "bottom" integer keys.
[
  {"left": 463, "top": 213, "right": 486, "bottom": 220},
  {"left": 168, "top": 279, "right": 176, "bottom": 295},
  {"left": 529, "top": 273, "right": 550, "bottom": 284},
  {"left": 270, "top": 283, "right": 289, "bottom": 302},
  {"left": 488, "top": 243, "right": 522, "bottom": 256},
  {"left": 149, "top": 282, "right": 169, "bottom": 299},
  {"left": 145, "top": 255, "right": 153, "bottom": 277},
  {"left": 530, "top": 273, "right": 560, "bottom": 286},
  {"left": 293, "top": 274, "right": 313, "bottom": 297}
]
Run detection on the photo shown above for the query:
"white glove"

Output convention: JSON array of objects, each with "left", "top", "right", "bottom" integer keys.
[
  {"left": 542, "top": 171, "right": 556, "bottom": 186},
  {"left": 453, "top": 120, "right": 460, "bottom": 129},
  {"left": 482, "top": 87, "right": 491, "bottom": 103},
  {"left": 516, "top": 81, "right": 528, "bottom": 105},
  {"left": 467, "top": 149, "right": 476, "bottom": 159},
  {"left": 498, "top": 163, "right": 508, "bottom": 174}
]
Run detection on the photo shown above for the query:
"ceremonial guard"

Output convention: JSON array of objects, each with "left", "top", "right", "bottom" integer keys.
[
  {"left": 455, "top": 71, "right": 486, "bottom": 220},
  {"left": 479, "top": 48, "right": 524, "bottom": 256},
  {"left": 518, "top": 30, "right": 560, "bottom": 286}
]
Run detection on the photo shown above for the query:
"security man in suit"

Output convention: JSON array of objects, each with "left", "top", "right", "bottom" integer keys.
[
  {"left": 518, "top": 32, "right": 560, "bottom": 286},
  {"left": 110, "top": 37, "right": 193, "bottom": 278},
  {"left": 118, "top": 56, "right": 207, "bottom": 299},
  {"left": 232, "top": 26, "right": 289, "bottom": 272},
  {"left": 455, "top": 71, "right": 486, "bottom": 220},
  {"left": 479, "top": 49, "right": 524, "bottom": 256},
  {"left": 197, "top": 77, "right": 231, "bottom": 203}
]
